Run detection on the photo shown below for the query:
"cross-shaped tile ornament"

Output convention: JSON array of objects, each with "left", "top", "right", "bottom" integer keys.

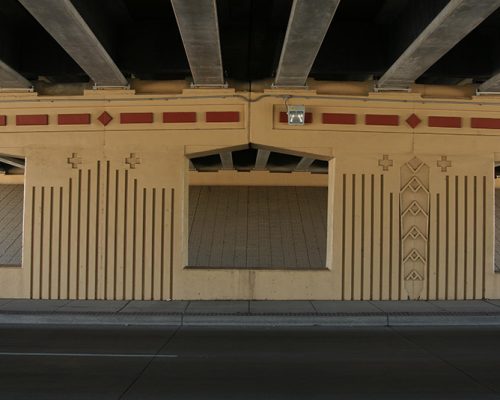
[
  {"left": 378, "top": 155, "right": 393, "bottom": 171},
  {"left": 125, "top": 153, "right": 141, "bottom": 169},
  {"left": 437, "top": 156, "right": 452, "bottom": 172},
  {"left": 67, "top": 153, "right": 82, "bottom": 169}
]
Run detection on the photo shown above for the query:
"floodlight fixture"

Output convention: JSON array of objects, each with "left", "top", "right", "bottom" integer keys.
[{"left": 287, "top": 105, "right": 305, "bottom": 125}]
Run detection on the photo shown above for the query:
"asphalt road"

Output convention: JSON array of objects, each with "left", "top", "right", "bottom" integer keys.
[{"left": 0, "top": 325, "right": 499, "bottom": 399}]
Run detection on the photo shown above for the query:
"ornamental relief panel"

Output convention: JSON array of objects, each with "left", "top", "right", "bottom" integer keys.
[{"left": 400, "top": 157, "right": 429, "bottom": 300}]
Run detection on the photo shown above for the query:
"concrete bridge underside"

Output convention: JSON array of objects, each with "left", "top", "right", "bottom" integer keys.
[{"left": 4, "top": 1, "right": 500, "bottom": 302}]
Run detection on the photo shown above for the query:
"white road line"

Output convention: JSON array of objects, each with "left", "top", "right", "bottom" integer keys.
[{"left": 0, "top": 352, "right": 178, "bottom": 358}]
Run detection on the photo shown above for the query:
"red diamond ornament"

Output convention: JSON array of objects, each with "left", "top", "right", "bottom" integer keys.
[
  {"left": 406, "top": 113, "right": 421, "bottom": 128},
  {"left": 98, "top": 111, "right": 113, "bottom": 126}
]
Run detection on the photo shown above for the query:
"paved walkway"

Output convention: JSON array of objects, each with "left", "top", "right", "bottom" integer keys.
[{"left": 2, "top": 299, "right": 500, "bottom": 326}]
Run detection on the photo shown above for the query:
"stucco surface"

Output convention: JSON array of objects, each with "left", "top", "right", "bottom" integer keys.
[{"left": 0, "top": 85, "right": 499, "bottom": 299}]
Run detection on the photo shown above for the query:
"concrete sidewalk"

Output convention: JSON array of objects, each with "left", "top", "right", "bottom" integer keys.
[{"left": 2, "top": 299, "right": 500, "bottom": 326}]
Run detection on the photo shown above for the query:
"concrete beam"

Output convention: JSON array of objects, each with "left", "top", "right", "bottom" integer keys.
[
  {"left": 479, "top": 72, "right": 500, "bottom": 92},
  {"left": 274, "top": 0, "right": 341, "bottom": 87},
  {"left": 254, "top": 150, "right": 271, "bottom": 171},
  {"left": 295, "top": 157, "right": 315, "bottom": 172},
  {"left": 19, "top": 0, "right": 127, "bottom": 87},
  {"left": 0, "top": 156, "right": 25, "bottom": 169},
  {"left": 378, "top": 0, "right": 500, "bottom": 89},
  {"left": 220, "top": 152, "right": 233, "bottom": 170},
  {"left": 171, "top": 0, "right": 224, "bottom": 87},
  {"left": 0, "top": 60, "right": 31, "bottom": 89}
]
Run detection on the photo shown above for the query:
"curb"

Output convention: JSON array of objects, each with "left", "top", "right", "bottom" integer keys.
[{"left": 2, "top": 312, "right": 500, "bottom": 327}]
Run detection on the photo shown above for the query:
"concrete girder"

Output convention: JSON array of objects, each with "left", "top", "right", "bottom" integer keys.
[
  {"left": 0, "top": 60, "right": 31, "bottom": 89},
  {"left": 479, "top": 72, "right": 500, "bottom": 92},
  {"left": 378, "top": 0, "right": 500, "bottom": 89},
  {"left": 18, "top": 0, "right": 127, "bottom": 87},
  {"left": 171, "top": 0, "right": 224, "bottom": 87},
  {"left": 219, "top": 152, "right": 233, "bottom": 170},
  {"left": 254, "top": 150, "right": 271, "bottom": 171},
  {"left": 0, "top": 156, "right": 25, "bottom": 169},
  {"left": 295, "top": 157, "right": 315, "bottom": 172},
  {"left": 274, "top": 0, "right": 341, "bottom": 88}
]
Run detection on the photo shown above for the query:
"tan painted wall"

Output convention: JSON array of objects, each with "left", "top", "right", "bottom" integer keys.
[
  {"left": 0, "top": 176, "right": 24, "bottom": 185},
  {"left": 189, "top": 170, "right": 328, "bottom": 186},
  {"left": 0, "top": 84, "right": 499, "bottom": 300}
]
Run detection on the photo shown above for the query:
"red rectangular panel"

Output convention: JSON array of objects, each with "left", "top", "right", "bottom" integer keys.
[
  {"left": 322, "top": 113, "right": 356, "bottom": 125},
  {"left": 365, "top": 114, "right": 399, "bottom": 126},
  {"left": 471, "top": 117, "right": 500, "bottom": 129},
  {"left": 58, "top": 113, "right": 91, "bottom": 125},
  {"left": 428, "top": 116, "right": 462, "bottom": 128},
  {"left": 279, "top": 111, "right": 313, "bottom": 123},
  {"left": 206, "top": 111, "right": 240, "bottom": 123},
  {"left": 163, "top": 112, "right": 197, "bottom": 123},
  {"left": 16, "top": 114, "right": 49, "bottom": 126},
  {"left": 120, "top": 112, "right": 154, "bottom": 124},
  {"left": 0, "top": 116, "right": 6, "bottom": 126}
]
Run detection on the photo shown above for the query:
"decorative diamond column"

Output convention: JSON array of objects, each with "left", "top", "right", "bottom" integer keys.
[{"left": 400, "top": 157, "right": 430, "bottom": 299}]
